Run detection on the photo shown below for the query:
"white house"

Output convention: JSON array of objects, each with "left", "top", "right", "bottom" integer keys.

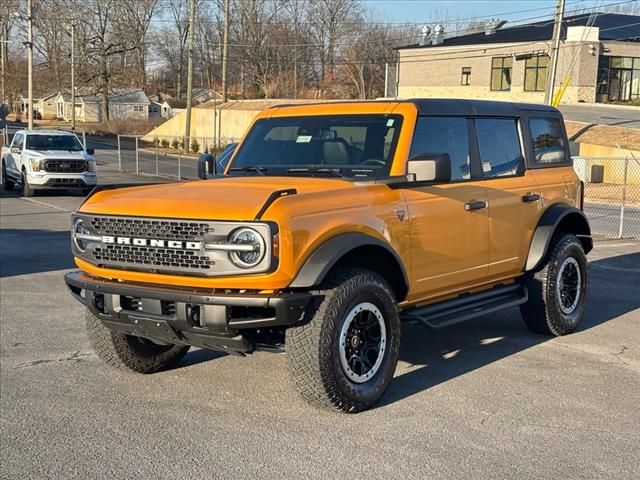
[{"left": 56, "top": 88, "right": 151, "bottom": 123}]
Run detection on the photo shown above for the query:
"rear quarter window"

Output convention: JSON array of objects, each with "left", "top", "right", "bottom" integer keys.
[{"left": 529, "top": 117, "right": 568, "bottom": 166}]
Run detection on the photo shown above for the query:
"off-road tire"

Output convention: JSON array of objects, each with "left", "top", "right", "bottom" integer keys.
[
  {"left": 85, "top": 309, "right": 190, "bottom": 373},
  {"left": 287, "top": 267, "right": 401, "bottom": 413},
  {"left": 21, "top": 170, "right": 34, "bottom": 197},
  {"left": 520, "top": 234, "right": 588, "bottom": 336},
  {"left": 1, "top": 163, "right": 14, "bottom": 191}
]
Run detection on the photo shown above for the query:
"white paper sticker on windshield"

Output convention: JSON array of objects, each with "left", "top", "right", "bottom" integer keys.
[
  {"left": 386, "top": 119, "right": 394, "bottom": 127},
  {"left": 296, "top": 135, "right": 312, "bottom": 143}
]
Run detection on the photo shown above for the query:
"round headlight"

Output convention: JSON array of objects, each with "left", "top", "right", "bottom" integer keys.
[
  {"left": 228, "top": 227, "right": 265, "bottom": 268},
  {"left": 72, "top": 218, "right": 89, "bottom": 252}
]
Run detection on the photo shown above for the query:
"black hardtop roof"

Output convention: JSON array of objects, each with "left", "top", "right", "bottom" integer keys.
[
  {"left": 410, "top": 98, "right": 560, "bottom": 116},
  {"left": 268, "top": 98, "right": 560, "bottom": 116}
]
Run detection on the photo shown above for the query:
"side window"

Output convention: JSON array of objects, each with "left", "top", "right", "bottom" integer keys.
[
  {"left": 410, "top": 116, "right": 471, "bottom": 181},
  {"left": 11, "top": 133, "right": 23, "bottom": 151},
  {"left": 529, "top": 117, "right": 568, "bottom": 165},
  {"left": 475, "top": 118, "right": 522, "bottom": 178}
]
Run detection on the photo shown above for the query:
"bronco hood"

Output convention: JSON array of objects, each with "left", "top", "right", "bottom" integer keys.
[{"left": 79, "top": 176, "right": 354, "bottom": 221}]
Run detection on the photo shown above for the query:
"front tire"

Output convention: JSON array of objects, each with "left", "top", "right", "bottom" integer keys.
[
  {"left": 21, "top": 170, "right": 34, "bottom": 197},
  {"left": 520, "top": 234, "right": 588, "bottom": 336},
  {"left": 85, "top": 309, "right": 190, "bottom": 373},
  {"left": 287, "top": 267, "right": 401, "bottom": 413},
  {"left": 2, "top": 163, "right": 14, "bottom": 191}
]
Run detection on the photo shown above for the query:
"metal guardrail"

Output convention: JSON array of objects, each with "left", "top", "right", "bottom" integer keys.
[{"left": 573, "top": 156, "right": 640, "bottom": 239}]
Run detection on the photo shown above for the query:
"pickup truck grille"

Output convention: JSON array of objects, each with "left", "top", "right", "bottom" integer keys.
[
  {"left": 90, "top": 217, "right": 211, "bottom": 241},
  {"left": 43, "top": 159, "right": 87, "bottom": 173}
]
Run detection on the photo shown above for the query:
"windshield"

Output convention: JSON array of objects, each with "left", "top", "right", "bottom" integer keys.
[
  {"left": 26, "top": 134, "right": 84, "bottom": 152},
  {"left": 229, "top": 114, "right": 403, "bottom": 178}
]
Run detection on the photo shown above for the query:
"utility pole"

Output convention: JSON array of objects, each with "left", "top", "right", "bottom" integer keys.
[
  {"left": 221, "top": 0, "right": 229, "bottom": 103},
  {"left": 184, "top": 0, "right": 196, "bottom": 152},
  {"left": 544, "top": 0, "right": 565, "bottom": 105},
  {"left": 70, "top": 22, "right": 76, "bottom": 130},
  {"left": 1, "top": 28, "right": 6, "bottom": 108},
  {"left": 26, "top": 0, "right": 33, "bottom": 130}
]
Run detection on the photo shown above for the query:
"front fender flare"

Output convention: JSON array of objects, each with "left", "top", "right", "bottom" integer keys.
[{"left": 289, "top": 232, "right": 408, "bottom": 291}]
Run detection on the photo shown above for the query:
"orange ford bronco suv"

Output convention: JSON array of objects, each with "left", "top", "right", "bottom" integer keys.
[{"left": 65, "top": 99, "right": 592, "bottom": 412}]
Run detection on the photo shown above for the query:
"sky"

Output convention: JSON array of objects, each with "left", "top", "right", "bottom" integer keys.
[{"left": 363, "top": 0, "right": 631, "bottom": 25}]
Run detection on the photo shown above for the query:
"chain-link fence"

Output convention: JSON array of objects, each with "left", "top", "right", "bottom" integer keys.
[
  {"left": 574, "top": 156, "right": 640, "bottom": 239},
  {"left": 116, "top": 134, "right": 237, "bottom": 180}
]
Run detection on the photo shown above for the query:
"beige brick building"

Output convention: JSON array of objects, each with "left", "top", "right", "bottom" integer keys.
[{"left": 396, "top": 13, "right": 640, "bottom": 104}]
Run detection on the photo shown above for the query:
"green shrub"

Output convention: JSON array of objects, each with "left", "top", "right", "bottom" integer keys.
[
  {"left": 171, "top": 138, "right": 179, "bottom": 149},
  {"left": 191, "top": 139, "right": 200, "bottom": 153},
  {"left": 161, "top": 138, "right": 169, "bottom": 148}
]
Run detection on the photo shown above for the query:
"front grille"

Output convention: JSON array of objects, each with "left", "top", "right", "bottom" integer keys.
[
  {"left": 90, "top": 217, "right": 212, "bottom": 241},
  {"left": 94, "top": 244, "right": 213, "bottom": 270},
  {"left": 75, "top": 214, "right": 273, "bottom": 277},
  {"left": 43, "top": 159, "right": 87, "bottom": 173}
]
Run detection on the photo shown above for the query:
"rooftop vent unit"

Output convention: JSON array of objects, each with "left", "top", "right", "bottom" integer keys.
[
  {"left": 418, "top": 25, "right": 431, "bottom": 46},
  {"left": 485, "top": 18, "right": 507, "bottom": 36},
  {"left": 432, "top": 24, "right": 445, "bottom": 45}
]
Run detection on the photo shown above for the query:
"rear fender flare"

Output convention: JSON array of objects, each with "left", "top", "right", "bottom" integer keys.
[{"left": 525, "top": 204, "right": 592, "bottom": 271}]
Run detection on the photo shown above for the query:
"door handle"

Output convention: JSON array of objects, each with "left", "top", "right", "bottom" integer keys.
[
  {"left": 464, "top": 201, "right": 487, "bottom": 211},
  {"left": 521, "top": 193, "right": 540, "bottom": 203}
]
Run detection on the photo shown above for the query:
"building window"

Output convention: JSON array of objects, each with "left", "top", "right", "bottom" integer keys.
[
  {"left": 461, "top": 67, "right": 471, "bottom": 86},
  {"left": 133, "top": 105, "right": 144, "bottom": 112},
  {"left": 524, "top": 55, "right": 548, "bottom": 92},
  {"left": 475, "top": 118, "right": 522, "bottom": 177},
  {"left": 490, "top": 57, "right": 512, "bottom": 91},
  {"left": 601, "top": 56, "right": 640, "bottom": 101}
]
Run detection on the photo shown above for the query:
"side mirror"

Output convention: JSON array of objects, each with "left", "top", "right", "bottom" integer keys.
[
  {"left": 86, "top": 148, "right": 95, "bottom": 155},
  {"left": 407, "top": 153, "right": 451, "bottom": 183},
  {"left": 10, "top": 147, "right": 20, "bottom": 154},
  {"left": 197, "top": 152, "right": 215, "bottom": 180}
]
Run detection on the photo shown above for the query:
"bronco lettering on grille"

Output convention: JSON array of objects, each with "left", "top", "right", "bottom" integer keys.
[{"left": 101, "top": 236, "right": 202, "bottom": 250}]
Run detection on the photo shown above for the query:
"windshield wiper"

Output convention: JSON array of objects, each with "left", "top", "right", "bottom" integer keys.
[
  {"left": 287, "top": 167, "right": 346, "bottom": 178},
  {"left": 228, "top": 166, "right": 267, "bottom": 176}
]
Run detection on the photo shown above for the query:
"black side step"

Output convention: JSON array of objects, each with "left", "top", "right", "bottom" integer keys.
[{"left": 401, "top": 284, "right": 528, "bottom": 330}]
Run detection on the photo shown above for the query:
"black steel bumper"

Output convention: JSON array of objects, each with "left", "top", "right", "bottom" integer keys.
[{"left": 64, "top": 270, "right": 313, "bottom": 355}]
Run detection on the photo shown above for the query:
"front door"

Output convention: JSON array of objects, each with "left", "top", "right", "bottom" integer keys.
[
  {"left": 5, "top": 132, "right": 24, "bottom": 179},
  {"left": 402, "top": 116, "right": 490, "bottom": 302}
]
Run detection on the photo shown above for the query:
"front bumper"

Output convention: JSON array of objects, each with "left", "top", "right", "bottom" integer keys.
[
  {"left": 28, "top": 172, "right": 96, "bottom": 188},
  {"left": 64, "top": 270, "right": 313, "bottom": 354}
]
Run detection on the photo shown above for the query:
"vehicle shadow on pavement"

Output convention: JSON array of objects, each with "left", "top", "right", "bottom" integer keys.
[
  {"left": 379, "top": 252, "right": 640, "bottom": 408},
  {"left": 0, "top": 229, "right": 75, "bottom": 277},
  {"left": 176, "top": 347, "right": 227, "bottom": 369}
]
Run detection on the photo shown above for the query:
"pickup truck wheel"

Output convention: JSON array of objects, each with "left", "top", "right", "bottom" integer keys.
[
  {"left": 2, "top": 164, "right": 14, "bottom": 191},
  {"left": 520, "top": 234, "right": 588, "bottom": 336},
  {"left": 85, "top": 309, "right": 189, "bottom": 373},
  {"left": 287, "top": 267, "right": 400, "bottom": 413},
  {"left": 21, "top": 170, "right": 34, "bottom": 197}
]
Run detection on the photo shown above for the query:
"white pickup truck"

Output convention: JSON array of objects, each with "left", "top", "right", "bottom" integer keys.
[{"left": 1, "top": 129, "right": 97, "bottom": 196}]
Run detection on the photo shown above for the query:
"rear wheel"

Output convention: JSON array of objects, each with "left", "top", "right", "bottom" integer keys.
[
  {"left": 287, "top": 267, "right": 401, "bottom": 413},
  {"left": 21, "top": 170, "right": 34, "bottom": 197},
  {"left": 1, "top": 163, "right": 14, "bottom": 191},
  {"left": 85, "top": 309, "right": 189, "bottom": 373},
  {"left": 520, "top": 234, "right": 588, "bottom": 336}
]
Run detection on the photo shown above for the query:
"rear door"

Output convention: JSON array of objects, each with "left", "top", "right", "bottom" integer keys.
[
  {"left": 402, "top": 116, "right": 490, "bottom": 301},
  {"left": 472, "top": 117, "right": 541, "bottom": 278}
]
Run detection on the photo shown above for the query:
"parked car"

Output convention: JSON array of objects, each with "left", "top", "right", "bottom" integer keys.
[
  {"left": 64, "top": 99, "right": 591, "bottom": 413},
  {"left": 1, "top": 129, "right": 97, "bottom": 196}
]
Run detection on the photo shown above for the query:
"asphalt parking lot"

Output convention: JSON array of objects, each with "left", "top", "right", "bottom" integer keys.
[{"left": 1, "top": 170, "right": 639, "bottom": 479}]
